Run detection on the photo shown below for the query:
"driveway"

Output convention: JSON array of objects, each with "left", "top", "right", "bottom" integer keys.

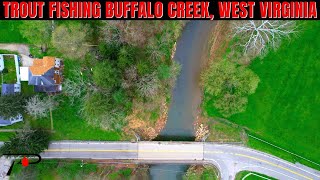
[{"left": 0, "top": 43, "right": 34, "bottom": 67}]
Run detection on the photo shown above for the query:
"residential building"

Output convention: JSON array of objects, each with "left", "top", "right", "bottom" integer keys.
[{"left": 28, "top": 56, "right": 63, "bottom": 93}]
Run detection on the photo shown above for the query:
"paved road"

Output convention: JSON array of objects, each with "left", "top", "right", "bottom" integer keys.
[{"left": 39, "top": 141, "right": 320, "bottom": 180}]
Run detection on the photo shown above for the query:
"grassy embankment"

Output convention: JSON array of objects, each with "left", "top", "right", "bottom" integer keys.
[
  {"left": 204, "top": 21, "right": 320, "bottom": 170},
  {"left": 11, "top": 159, "right": 149, "bottom": 180},
  {"left": 183, "top": 165, "right": 218, "bottom": 180}
]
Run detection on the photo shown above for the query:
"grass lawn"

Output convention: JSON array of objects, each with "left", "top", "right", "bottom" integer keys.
[
  {"left": 11, "top": 160, "right": 98, "bottom": 180},
  {"left": 21, "top": 81, "right": 34, "bottom": 96},
  {"left": 205, "top": 21, "right": 320, "bottom": 169},
  {"left": 206, "top": 120, "right": 243, "bottom": 142},
  {"left": 30, "top": 97, "right": 121, "bottom": 141},
  {"left": 0, "top": 21, "right": 27, "bottom": 43},
  {"left": 2, "top": 55, "right": 17, "bottom": 84},
  {"left": 235, "top": 171, "right": 276, "bottom": 180}
]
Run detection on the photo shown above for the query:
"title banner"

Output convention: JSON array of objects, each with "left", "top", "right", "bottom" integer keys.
[{"left": 0, "top": 1, "right": 318, "bottom": 20}]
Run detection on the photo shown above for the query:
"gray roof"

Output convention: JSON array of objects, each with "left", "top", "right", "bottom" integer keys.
[
  {"left": 28, "top": 68, "right": 55, "bottom": 86},
  {"left": 0, "top": 119, "right": 11, "bottom": 125},
  {"left": 0, "top": 114, "right": 23, "bottom": 126},
  {"left": 34, "top": 85, "right": 59, "bottom": 93},
  {"left": 1, "top": 84, "right": 15, "bottom": 96}
]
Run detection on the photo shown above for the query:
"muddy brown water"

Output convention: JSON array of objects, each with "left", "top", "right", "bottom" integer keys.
[{"left": 150, "top": 21, "right": 217, "bottom": 180}]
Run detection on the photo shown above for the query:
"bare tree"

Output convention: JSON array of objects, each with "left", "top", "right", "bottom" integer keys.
[
  {"left": 233, "top": 20, "right": 296, "bottom": 56},
  {"left": 63, "top": 68, "right": 88, "bottom": 104},
  {"left": 52, "top": 23, "right": 91, "bottom": 59},
  {"left": 122, "top": 66, "right": 138, "bottom": 89},
  {"left": 102, "top": 21, "right": 164, "bottom": 46},
  {"left": 25, "top": 95, "right": 55, "bottom": 118},
  {"left": 146, "top": 37, "right": 165, "bottom": 61},
  {"left": 136, "top": 73, "right": 160, "bottom": 99}
]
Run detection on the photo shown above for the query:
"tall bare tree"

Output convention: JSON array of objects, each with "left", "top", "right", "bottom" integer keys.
[
  {"left": 233, "top": 20, "right": 296, "bottom": 57},
  {"left": 136, "top": 72, "right": 160, "bottom": 99},
  {"left": 25, "top": 95, "right": 55, "bottom": 118}
]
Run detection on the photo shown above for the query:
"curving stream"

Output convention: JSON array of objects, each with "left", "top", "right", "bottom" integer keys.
[{"left": 151, "top": 21, "right": 217, "bottom": 179}]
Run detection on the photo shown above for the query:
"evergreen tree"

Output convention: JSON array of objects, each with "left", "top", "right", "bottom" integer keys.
[
  {"left": 0, "top": 94, "right": 26, "bottom": 118},
  {"left": 0, "top": 128, "right": 51, "bottom": 154}
]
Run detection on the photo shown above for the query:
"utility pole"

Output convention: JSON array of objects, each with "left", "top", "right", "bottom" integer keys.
[
  {"left": 49, "top": 96, "right": 53, "bottom": 131},
  {"left": 50, "top": 107, "right": 53, "bottom": 130}
]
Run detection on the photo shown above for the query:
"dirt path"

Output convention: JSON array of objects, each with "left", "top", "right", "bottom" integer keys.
[{"left": 0, "top": 43, "right": 34, "bottom": 66}]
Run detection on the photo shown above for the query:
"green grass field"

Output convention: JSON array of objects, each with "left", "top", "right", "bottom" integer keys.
[
  {"left": 11, "top": 160, "right": 98, "bottom": 180},
  {"left": 30, "top": 98, "right": 121, "bottom": 141},
  {"left": 0, "top": 21, "right": 27, "bottom": 43},
  {"left": 235, "top": 171, "right": 276, "bottom": 180},
  {"left": 205, "top": 21, "right": 320, "bottom": 169},
  {"left": 2, "top": 56, "right": 17, "bottom": 84}
]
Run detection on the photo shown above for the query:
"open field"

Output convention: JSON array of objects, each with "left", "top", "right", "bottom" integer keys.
[
  {"left": 0, "top": 21, "right": 26, "bottom": 43},
  {"left": 205, "top": 21, "right": 320, "bottom": 169}
]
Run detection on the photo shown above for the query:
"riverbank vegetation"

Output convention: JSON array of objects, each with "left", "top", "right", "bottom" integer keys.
[
  {"left": 203, "top": 21, "right": 320, "bottom": 169},
  {"left": 183, "top": 165, "right": 218, "bottom": 180},
  {"left": 0, "top": 20, "right": 184, "bottom": 141}
]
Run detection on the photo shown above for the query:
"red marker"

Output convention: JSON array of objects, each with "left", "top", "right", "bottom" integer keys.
[{"left": 21, "top": 157, "right": 29, "bottom": 167}]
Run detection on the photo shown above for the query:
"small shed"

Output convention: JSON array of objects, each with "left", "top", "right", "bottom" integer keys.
[
  {"left": 20, "top": 67, "right": 29, "bottom": 81},
  {"left": 1, "top": 84, "right": 14, "bottom": 95},
  {"left": 1, "top": 84, "right": 21, "bottom": 96},
  {"left": 0, "top": 54, "right": 4, "bottom": 71},
  {"left": 0, "top": 114, "right": 23, "bottom": 126}
]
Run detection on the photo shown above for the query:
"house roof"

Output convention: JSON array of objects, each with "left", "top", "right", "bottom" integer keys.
[
  {"left": 29, "top": 56, "right": 55, "bottom": 75},
  {"left": 0, "top": 119, "right": 12, "bottom": 125},
  {"left": 34, "top": 85, "right": 60, "bottom": 93},
  {"left": 1, "top": 84, "right": 15, "bottom": 96},
  {"left": 28, "top": 68, "right": 55, "bottom": 86}
]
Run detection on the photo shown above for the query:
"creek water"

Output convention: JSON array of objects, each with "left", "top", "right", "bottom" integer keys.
[{"left": 150, "top": 21, "right": 217, "bottom": 180}]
